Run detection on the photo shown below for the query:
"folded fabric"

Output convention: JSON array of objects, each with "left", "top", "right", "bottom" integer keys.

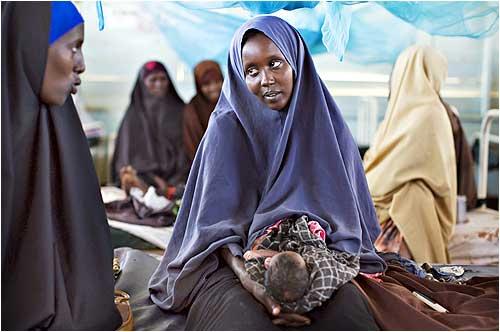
[
  {"left": 307, "top": 220, "right": 326, "bottom": 241},
  {"left": 354, "top": 264, "right": 499, "bottom": 331},
  {"left": 421, "top": 263, "right": 466, "bottom": 284},
  {"left": 130, "top": 186, "right": 171, "bottom": 212},
  {"left": 378, "top": 251, "right": 427, "bottom": 279},
  {"left": 379, "top": 251, "right": 472, "bottom": 284},
  {"left": 105, "top": 195, "right": 175, "bottom": 228}
]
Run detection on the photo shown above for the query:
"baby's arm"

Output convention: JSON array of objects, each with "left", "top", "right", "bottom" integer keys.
[{"left": 243, "top": 249, "right": 279, "bottom": 260}]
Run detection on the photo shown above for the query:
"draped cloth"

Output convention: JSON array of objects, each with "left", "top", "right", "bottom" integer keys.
[
  {"left": 149, "top": 16, "right": 386, "bottom": 312},
  {"left": 1, "top": 2, "right": 121, "bottom": 329},
  {"left": 354, "top": 264, "right": 498, "bottom": 331},
  {"left": 111, "top": 62, "right": 188, "bottom": 186},
  {"left": 183, "top": 60, "right": 223, "bottom": 161},
  {"left": 442, "top": 101, "right": 478, "bottom": 210},
  {"left": 364, "top": 45, "right": 457, "bottom": 264}
]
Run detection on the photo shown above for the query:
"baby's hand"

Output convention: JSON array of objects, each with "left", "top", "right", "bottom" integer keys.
[
  {"left": 264, "top": 257, "right": 272, "bottom": 269},
  {"left": 243, "top": 250, "right": 258, "bottom": 260}
]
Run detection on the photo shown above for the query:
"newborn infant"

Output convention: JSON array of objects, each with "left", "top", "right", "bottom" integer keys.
[
  {"left": 243, "top": 215, "right": 360, "bottom": 314},
  {"left": 245, "top": 249, "right": 309, "bottom": 303}
]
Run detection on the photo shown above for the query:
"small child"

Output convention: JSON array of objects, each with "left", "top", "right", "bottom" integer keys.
[
  {"left": 244, "top": 215, "right": 360, "bottom": 314},
  {"left": 245, "top": 249, "right": 310, "bottom": 303}
]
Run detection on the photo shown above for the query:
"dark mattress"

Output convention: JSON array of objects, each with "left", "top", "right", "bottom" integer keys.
[
  {"left": 114, "top": 248, "right": 187, "bottom": 330},
  {"left": 114, "top": 247, "right": 499, "bottom": 331}
]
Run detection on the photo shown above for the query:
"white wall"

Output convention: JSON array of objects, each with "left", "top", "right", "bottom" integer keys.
[{"left": 77, "top": 2, "right": 499, "bottom": 143}]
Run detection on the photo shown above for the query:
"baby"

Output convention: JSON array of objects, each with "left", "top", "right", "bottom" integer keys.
[
  {"left": 245, "top": 249, "right": 310, "bottom": 303},
  {"left": 244, "top": 215, "right": 360, "bottom": 314},
  {"left": 119, "top": 165, "right": 183, "bottom": 200}
]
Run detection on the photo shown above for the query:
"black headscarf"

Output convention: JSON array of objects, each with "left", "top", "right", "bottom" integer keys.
[
  {"left": 1, "top": 2, "right": 121, "bottom": 329},
  {"left": 111, "top": 62, "right": 188, "bottom": 186}
]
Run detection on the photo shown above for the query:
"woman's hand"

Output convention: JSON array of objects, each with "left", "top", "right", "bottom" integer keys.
[
  {"left": 272, "top": 313, "right": 311, "bottom": 327},
  {"left": 239, "top": 273, "right": 281, "bottom": 315},
  {"left": 240, "top": 275, "right": 311, "bottom": 326}
]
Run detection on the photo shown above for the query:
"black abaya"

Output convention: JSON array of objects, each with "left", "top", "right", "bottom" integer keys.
[
  {"left": 185, "top": 265, "right": 379, "bottom": 331},
  {"left": 1, "top": 2, "right": 121, "bottom": 329}
]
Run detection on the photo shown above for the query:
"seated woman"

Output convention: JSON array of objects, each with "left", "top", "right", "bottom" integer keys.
[
  {"left": 111, "top": 61, "right": 188, "bottom": 198},
  {"left": 363, "top": 45, "right": 459, "bottom": 264},
  {"left": 184, "top": 60, "right": 224, "bottom": 162},
  {"left": 2, "top": 2, "right": 121, "bottom": 329},
  {"left": 149, "top": 16, "right": 386, "bottom": 330}
]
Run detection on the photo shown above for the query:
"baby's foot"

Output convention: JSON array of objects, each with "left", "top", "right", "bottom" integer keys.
[
  {"left": 120, "top": 168, "right": 146, "bottom": 194},
  {"left": 120, "top": 174, "right": 138, "bottom": 194},
  {"left": 119, "top": 165, "right": 136, "bottom": 178}
]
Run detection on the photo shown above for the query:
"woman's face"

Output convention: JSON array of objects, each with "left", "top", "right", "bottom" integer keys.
[
  {"left": 200, "top": 79, "right": 223, "bottom": 103},
  {"left": 242, "top": 33, "right": 293, "bottom": 111},
  {"left": 144, "top": 71, "right": 170, "bottom": 97},
  {"left": 40, "top": 24, "right": 85, "bottom": 106}
]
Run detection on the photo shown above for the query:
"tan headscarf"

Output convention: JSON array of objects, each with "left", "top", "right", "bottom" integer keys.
[{"left": 363, "top": 45, "right": 457, "bottom": 264}]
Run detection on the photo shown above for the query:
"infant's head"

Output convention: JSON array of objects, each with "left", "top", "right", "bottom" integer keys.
[{"left": 264, "top": 251, "right": 309, "bottom": 303}]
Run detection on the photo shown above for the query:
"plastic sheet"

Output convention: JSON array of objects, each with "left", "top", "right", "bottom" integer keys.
[{"left": 143, "top": 1, "right": 498, "bottom": 67}]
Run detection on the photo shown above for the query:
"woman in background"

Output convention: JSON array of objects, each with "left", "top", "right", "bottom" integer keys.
[
  {"left": 2, "top": 2, "right": 121, "bottom": 329},
  {"left": 183, "top": 60, "right": 224, "bottom": 162},
  {"left": 364, "top": 45, "right": 457, "bottom": 263},
  {"left": 112, "top": 61, "right": 188, "bottom": 197}
]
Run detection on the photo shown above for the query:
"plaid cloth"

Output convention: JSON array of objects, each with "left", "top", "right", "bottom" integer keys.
[{"left": 245, "top": 215, "right": 360, "bottom": 314}]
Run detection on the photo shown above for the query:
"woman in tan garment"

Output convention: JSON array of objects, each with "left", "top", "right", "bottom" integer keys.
[{"left": 363, "top": 45, "right": 457, "bottom": 264}]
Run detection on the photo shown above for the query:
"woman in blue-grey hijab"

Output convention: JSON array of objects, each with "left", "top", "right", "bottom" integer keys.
[{"left": 150, "top": 16, "right": 384, "bottom": 329}]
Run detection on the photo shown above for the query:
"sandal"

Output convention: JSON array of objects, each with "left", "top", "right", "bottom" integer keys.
[{"left": 115, "top": 289, "right": 133, "bottom": 331}]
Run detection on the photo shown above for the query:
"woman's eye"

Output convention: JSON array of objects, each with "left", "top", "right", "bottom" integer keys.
[
  {"left": 71, "top": 42, "right": 82, "bottom": 54},
  {"left": 270, "top": 60, "right": 282, "bottom": 69},
  {"left": 247, "top": 67, "right": 258, "bottom": 77}
]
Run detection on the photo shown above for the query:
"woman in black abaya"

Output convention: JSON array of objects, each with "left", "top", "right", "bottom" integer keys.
[
  {"left": 111, "top": 61, "right": 188, "bottom": 198},
  {"left": 1, "top": 2, "right": 122, "bottom": 329}
]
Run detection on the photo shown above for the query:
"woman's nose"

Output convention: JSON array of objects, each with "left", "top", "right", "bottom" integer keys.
[
  {"left": 155, "top": 81, "right": 164, "bottom": 90},
  {"left": 74, "top": 52, "right": 85, "bottom": 74},
  {"left": 261, "top": 69, "right": 275, "bottom": 86}
]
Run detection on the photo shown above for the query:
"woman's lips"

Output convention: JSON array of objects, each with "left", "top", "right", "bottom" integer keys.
[
  {"left": 71, "top": 81, "right": 81, "bottom": 94},
  {"left": 263, "top": 91, "right": 282, "bottom": 102}
]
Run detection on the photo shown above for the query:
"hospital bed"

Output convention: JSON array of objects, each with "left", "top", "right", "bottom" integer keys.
[
  {"left": 106, "top": 111, "right": 498, "bottom": 278},
  {"left": 449, "top": 109, "right": 499, "bottom": 265}
]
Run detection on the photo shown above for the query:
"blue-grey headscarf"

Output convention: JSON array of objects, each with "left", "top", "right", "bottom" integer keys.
[{"left": 149, "top": 15, "right": 386, "bottom": 312}]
